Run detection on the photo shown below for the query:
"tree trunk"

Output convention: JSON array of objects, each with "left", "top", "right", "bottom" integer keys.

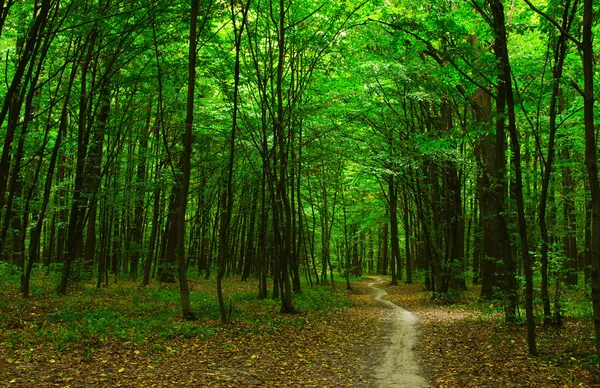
[
  {"left": 217, "top": 0, "right": 250, "bottom": 323},
  {"left": 275, "top": 0, "right": 296, "bottom": 314},
  {"left": 403, "top": 193, "right": 413, "bottom": 284},
  {"left": 58, "top": 33, "right": 97, "bottom": 295},
  {"left": 490, "top": 0, "right": 534, "bottom": 347},
  {"left": 581, "top": 0, "right": 600, "bottom": 369},
  {"left": 388, "top": 175, "right": 400, "bottom": 285},
  {"left": 174, "top": 0, "right": 200, "bottom": 320}
]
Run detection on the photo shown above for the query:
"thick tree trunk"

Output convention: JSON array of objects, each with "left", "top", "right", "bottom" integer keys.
[
  {"left": 473, "top": 87, "right": 502, "bottom": 300},
  {"left": 442, "top": 100, "right": 465, "bottom": 292}
]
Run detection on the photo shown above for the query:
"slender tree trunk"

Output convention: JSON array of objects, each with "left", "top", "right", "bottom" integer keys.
[
  {"left": 472, "top": 197, "right": 482, "bottom": 285},
  {"left": 174, "top": 0, "right": 201, "bottom": 320},
  {"left": 537, "top": 3, "right": 572, "bottom": 326},
  {"left": 0, "top": 0, "right": 52, "bottom": 219},
  {"left": 403, "top": 193, "right": 413, "bottom": 283},
  {"left": 83, "top": 75, "right": 109, "bottom": 275},
  {"left": 58, "top": 33, "right": 97, "bottom": 295},
  {"left": 257, "top": 168, "right": 268, "bottom": 299},
  {"left": 562, "top": 145, "right": 577, "bottom": 286},
  {"left": 320, "top": 169, "right": 330, "bottom": 284},
  {"left": 217, "top": 0, "right": 250, "bottom": 323},
  {"left": 382, "top": 220, "right": 388, "bottom": 276},
  {"left": 388, "top": 175, "right": 400, "bottom": 285},
  {"left": 130, "top": 113, "right": 149, "bottom": 280},
  {"left": 23, "top": 54, "right": 77, "bottom": 296},
  {"left": 490, "top": 0, "right": 534, "bottom": 347},
  {"left": 275, "top": 0, "right": 295, "bottom": 313}
]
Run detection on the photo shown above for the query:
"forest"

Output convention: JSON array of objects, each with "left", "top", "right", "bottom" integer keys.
[{"left": 1, "top": 0, "right": 600, "bottom": 385}]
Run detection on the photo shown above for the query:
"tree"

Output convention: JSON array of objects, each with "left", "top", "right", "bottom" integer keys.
[{"left": 172, "top": 0, "right": 203, "bottom": 321}]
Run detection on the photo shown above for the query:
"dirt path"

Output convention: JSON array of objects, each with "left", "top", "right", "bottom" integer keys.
[{"left": 368, "top": 277, "right": 427, "bottom": 388}]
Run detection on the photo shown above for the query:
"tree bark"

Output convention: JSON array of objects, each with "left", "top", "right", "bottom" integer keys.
[
  {"left": 581, "top": 0, "right": 600, "bottom": 369},
  {"left": 388, "top": 175, "right": 400, "bottom": 285},
  {"left": 490, "top": 0, "right": 535, "bottom": 350},
  {"left": 174, "top": 0, "right": 201, "bottom": 320}
]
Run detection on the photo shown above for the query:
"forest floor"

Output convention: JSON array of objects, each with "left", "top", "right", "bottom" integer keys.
[
  {"left": 0, "top": 274, "right": 389, "bottom": 387},
  {"left": 1, "top": 272, "right": 599, "bottom": 387},
  {"left": 387, "top": 280, "right": 600, "bottom": 387}
]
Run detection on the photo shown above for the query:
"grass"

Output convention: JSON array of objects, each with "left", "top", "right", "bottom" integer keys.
[{"left": 0, "top": 264, "right": 354, "bottom": 353}]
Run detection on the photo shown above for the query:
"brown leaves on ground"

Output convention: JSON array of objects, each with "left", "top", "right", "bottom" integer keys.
[
  {"left": 0, "top": 279, "right": 386, "bottom": 387},
  {"left": 383, "top": 281, "right": 599, "bottom": 388},
  {"left": 5, "top": 275, "right": 596, "bottom": 387}
]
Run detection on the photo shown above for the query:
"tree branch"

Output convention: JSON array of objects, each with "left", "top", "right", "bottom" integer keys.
[{"left": 522, "top": 0, "right": 582, "bottom": 49}]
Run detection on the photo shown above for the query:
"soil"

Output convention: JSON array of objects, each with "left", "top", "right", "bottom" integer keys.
[{"left": 368, "top": 277, "right": 427, "bottom": 388}]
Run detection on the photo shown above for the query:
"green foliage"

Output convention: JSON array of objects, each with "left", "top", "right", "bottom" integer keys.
[
  {"left": 0, "top": 272, "right": 356, "bottom": 352},
  {"left": 559, "top": 286, "right": 593, "bottom": 319},
  {"left": 0, "top": 262, "right": 20, "bottom": 288},
  {"left": 294, "top": 285, "right": 351, "bottom": 312},
  {"left": 0, "top": 0, "right": 599, "bottom": 377}
]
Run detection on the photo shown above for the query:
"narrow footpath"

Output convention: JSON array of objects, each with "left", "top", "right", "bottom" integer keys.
[{"left": 368, "top": 277, "right": 427, "bottom": 388}]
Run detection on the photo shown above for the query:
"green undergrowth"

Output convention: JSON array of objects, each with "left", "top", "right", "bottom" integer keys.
[
  {"left": 469, "top": 283, "right": 595, "bottom": 324},
  {"left": 0, "top": 266, "right": 352, "bottom": 352},
  {"left": 401, "top": 272, "right": 595, "bottom": 325}
]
